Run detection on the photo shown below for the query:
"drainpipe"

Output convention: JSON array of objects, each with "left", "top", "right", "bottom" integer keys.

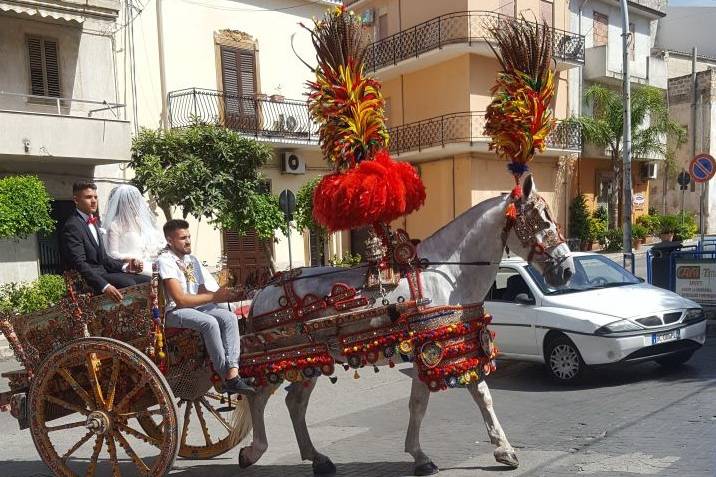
[{"left": 156, "top": 0, "right": 169, "bottom": 130}]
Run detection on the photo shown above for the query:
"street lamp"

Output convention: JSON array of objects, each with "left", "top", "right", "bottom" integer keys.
[{"left": 620, "top": 0, "right": 634, "bottom": 274}]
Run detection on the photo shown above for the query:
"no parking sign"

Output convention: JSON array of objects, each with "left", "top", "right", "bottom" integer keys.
[{"left": 689, "top": 153, "right": 716, "bottom": 183}]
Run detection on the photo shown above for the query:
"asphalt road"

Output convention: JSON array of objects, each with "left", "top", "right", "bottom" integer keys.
[{"left": 0, "top": 335, "right": 714, "bottom": 477}]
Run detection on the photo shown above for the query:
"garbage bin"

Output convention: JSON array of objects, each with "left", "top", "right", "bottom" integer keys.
[{"left": 650, "top": 241, "right": 682, "bottom": 290}]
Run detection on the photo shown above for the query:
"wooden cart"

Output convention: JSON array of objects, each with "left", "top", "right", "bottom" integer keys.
[{"left": 0, "top": 272, "right": 247, "bottom": 476}]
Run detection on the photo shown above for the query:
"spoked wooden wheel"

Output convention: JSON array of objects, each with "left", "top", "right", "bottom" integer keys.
[
  {"left": 138, "top": 390, "right": 247, "bottom": 459},
  {"left": 28, "top": 337, "right": 180, "bottom": 477}
]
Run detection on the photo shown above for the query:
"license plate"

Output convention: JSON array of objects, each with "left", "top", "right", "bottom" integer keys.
[{"left": 651, "top": 328, "right": 681, "bottom": 345}]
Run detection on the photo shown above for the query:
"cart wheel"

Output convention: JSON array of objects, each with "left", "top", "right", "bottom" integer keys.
[
  {"left": 28, "top": 337, "right": 180, "bottom": 477},
  {"left": 138, "top": 390, "right": 249, "bottom": 459}
]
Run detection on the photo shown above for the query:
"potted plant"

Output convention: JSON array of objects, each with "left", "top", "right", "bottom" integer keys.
[
  {"left": 636, "top": 214, "right": 659, "bottom": 243},
  {"left": 631, "top": 223, "right": 647, "bottom": 250},
  {"left": 659, "top": 214, "right": 678, "bottom": 242}
]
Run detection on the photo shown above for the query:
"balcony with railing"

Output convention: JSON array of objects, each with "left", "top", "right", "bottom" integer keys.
[
  {"left": 388, "top": 112, "right": 581, "bottom": 160},
  {"left": 0, "top": 91, "right": 130, "bottom": 164},
  {"left": 168, "top": 88, "right": 318, "bottom": 146},
  {"left": 364, "top": 11, "right": 585, "bottom": 79}
]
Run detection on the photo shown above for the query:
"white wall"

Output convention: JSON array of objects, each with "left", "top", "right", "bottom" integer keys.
[
  {"left": 119, "top": 0, "right": 324, "bottom": 129},
  {"left": 0, "top": 15, "right": 119, "bottom": 115},
  {"left": 0, "top": 237, "right": 40, "bottom": 284},
  {"left": 574, "top": 0, "right": 655, "bottom": 80}
]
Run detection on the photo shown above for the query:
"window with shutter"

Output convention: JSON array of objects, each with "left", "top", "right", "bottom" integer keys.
[
  {"left": 220, "top": 46, "right": 257, "bottom": 130},
  {"left": 27, "top": 36, "right": 61, "bottom": 99}
]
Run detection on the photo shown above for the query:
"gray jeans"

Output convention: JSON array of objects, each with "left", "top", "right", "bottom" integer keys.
[{"left": 166, "top": 303, "right": 240, "bottom": 376}]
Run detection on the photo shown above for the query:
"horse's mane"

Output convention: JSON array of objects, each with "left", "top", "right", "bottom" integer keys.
[{"left": 419, "top": 194, "right": 508, "bottom": 253}]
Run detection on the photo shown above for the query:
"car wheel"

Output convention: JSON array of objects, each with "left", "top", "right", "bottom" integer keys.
[
  {"left": 655, "top": 350, "right": 695, "bottom": 368},
  {"left": 545, "top": 335, "right": 586, "bottom": 384}
]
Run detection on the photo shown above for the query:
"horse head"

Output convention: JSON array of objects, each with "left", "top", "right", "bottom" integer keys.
[{"left": 504, "top": 174, "right": 574, "bottom": 287}]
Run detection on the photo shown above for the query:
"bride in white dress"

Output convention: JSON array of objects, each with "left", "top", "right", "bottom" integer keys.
[{"left": 103, "top": 185, "right": 166, "bottom": 277}]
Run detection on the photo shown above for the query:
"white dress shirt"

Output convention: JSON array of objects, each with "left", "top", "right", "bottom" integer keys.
[
  {"left": 76, "top": 208, "right": 128, "bottom": 291},
  {"left": 75, "top": 208, "right": 99, "bottom": 245}
]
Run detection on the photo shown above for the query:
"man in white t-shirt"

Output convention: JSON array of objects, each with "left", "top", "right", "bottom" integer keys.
[{"left": 158, "top": 219, "right": 254, "bottom": 395}]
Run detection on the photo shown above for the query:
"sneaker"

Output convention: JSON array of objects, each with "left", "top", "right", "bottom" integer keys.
[{"left": 223, "top": 377, "right": 256, "bottom": 395}]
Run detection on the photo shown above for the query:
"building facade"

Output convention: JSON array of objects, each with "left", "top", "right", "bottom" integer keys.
[
  {"left": 651, "top": 70, "right": 716, "bottom": 232},
  {"left": 0, "top": 0, "right": 130, "bottom": 284},
  {"left": 568, "top": 0, "right": 667, "bottom": 219},
  {"left": 113, "top": 0, "right": 346, "bottom": 284},
  {"left": 345, "top": 0, "right": 583, "bottom": 245}
]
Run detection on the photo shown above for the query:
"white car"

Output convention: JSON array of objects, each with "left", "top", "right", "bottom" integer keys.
[{"left": 486, "top": 252, "right": 707, "bottom": 383}]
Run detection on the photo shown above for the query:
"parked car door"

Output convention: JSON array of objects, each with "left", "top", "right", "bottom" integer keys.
[{"left": 485, "top": 266, "right": 539, "bottom": 356}]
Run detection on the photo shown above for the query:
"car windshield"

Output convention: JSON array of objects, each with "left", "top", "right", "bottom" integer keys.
[{"left": 526, "top": 254, "right": 641, "bottom": 295}]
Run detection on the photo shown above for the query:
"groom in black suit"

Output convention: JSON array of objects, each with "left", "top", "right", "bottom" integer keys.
[{"left": 61, "top": 182, "right": 149, "bottom": 302}]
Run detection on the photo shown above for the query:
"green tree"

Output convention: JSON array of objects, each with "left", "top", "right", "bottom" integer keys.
[
  {"left": 130, "top": 123, "right": 286, "bottom": 272},
  {"left": 570, "top": 84, "right": 686, "bottom": 228},
  {"left": 294, "top": 176, "right": 327, "bottom": 264},
  {"left": 0, "top": 175, "right": 54, "bottom": 240},
  {"left": 568, "top": 194, "right": 590, "bottom": 249}
]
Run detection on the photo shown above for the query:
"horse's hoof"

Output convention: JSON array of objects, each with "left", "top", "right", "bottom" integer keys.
[
  {"left": 495, "top": 449, "right": 519, "bottom": 469},
  {"left": 414, "top": 461, "right": 440, "bottom": 476},
  {"left": 238, "top": 448, "right": 253, "bottom": 469},
  {"left": 313, "top": 457, "right": 337, "bottom": 476}
]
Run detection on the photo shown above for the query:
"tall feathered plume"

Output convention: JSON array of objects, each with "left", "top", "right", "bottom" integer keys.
[
  {"left": 484, "top": 17, "right": 556, "bottom": 184},
  {"left": 303, "top": 7, "right": 425, "bottom": 232},
  {"left": 303, "top": 7, "right": 388, "bottom": 170}
]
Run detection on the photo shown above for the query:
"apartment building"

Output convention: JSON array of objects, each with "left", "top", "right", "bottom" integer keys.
[
  {"left": 569, "top": 0, "right": 667, "bottom": 218},
  {"left": 115, "top": 0, "right": 344, "bottom": 284},
  {"left": 345, "top": 0, "right": 584, "bottom": 246},
  {"left": 0, "top": 0, "right": 130, "bottom": 284}
]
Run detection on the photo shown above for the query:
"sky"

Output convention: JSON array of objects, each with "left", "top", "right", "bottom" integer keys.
[{"left": 668, "top": 0, "right": 716, "bottom": 5}]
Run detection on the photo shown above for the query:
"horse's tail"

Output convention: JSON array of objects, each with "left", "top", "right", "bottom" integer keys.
[{"left": 229, "top": 396, "right": 253, "bottom": 444}]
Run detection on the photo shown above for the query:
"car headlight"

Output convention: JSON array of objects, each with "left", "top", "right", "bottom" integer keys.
[
  {"left": 683, "top": 308, "right": 705, "bottom": 324},
  {"left": 595, "top": 319, "right": 642, "bottom": 335}
]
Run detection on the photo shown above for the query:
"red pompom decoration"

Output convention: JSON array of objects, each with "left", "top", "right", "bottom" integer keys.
[{"left": 313, "top": 150, "right": 426, "bottom": 231}]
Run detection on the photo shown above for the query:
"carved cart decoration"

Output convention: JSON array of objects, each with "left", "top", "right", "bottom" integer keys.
[{"left": 0, "top": 270, "right": 249, "bottom": 476}]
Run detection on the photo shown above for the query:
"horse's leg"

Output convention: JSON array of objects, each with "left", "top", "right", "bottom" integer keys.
[
  {"left": 238, "top": 383, "right": 277, "bottom": 468},
  {"left": 285, "top": 379, "right": 336, "bottom": 476},
  {"left": 466, "top": 380, "right": 519, "bottom": 468},
  {"left": 405, "top": 374, "right": 439, "bottom": 476}
]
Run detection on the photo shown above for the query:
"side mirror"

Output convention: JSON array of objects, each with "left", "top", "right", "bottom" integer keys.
[{"left": 515, "top": 293, "right": 535, "bottom": 305}]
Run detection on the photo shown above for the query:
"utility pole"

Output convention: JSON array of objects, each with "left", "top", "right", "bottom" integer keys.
[
  {"left": 620, "top": 0, "right": 634, "bottom": 273},
  {"left": 156, "top": 0, "right": 169, "bottom": 130},
  {"left": 691, "top": 47, "right": 703, "bottom": 245}
]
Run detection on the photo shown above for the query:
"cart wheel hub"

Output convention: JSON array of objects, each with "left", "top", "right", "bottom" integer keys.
[{"left": 85, "top": 411, "right": 111, "bottom": 435}]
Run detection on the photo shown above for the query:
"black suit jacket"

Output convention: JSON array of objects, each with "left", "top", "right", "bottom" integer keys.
[{"left": 61, "top": 213, "right": 124, "bottom": 293}]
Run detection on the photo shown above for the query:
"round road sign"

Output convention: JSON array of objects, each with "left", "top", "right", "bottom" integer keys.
[
  {"left": 677, "top": 170, "right": 691, "bottom": 187},
  {"left": 689, "top": 153, "right": 716, "bottom": 183}
]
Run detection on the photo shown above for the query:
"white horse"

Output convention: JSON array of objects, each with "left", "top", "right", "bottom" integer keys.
[{"left": 236, "top": 175, "right": 573, "bottom": 476}]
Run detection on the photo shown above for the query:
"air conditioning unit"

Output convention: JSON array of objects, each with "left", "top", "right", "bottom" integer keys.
[
  {"left": 641, "top": 162, "right": 658, "bottom": 180},
  {"left": 361, "top": 8, "right": 375, "bottom": 26},
  {"left": 282, "top": 152, "right": 306, "bottom": 174}
]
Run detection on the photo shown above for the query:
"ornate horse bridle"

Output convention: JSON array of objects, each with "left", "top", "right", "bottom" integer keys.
[{"left": 503, "top": 189, "right": 568, "bottom": 272}]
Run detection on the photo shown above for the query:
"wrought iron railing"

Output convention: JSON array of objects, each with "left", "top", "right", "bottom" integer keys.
[
  {"left": 365, "top": 11, "right": 585, "bottom": 73},
  {"left": 387, "top": 112, "right": 581, "bottom": 155},
  {"left": 168, "top": 88, "right": 318, "bottom": 142}
]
